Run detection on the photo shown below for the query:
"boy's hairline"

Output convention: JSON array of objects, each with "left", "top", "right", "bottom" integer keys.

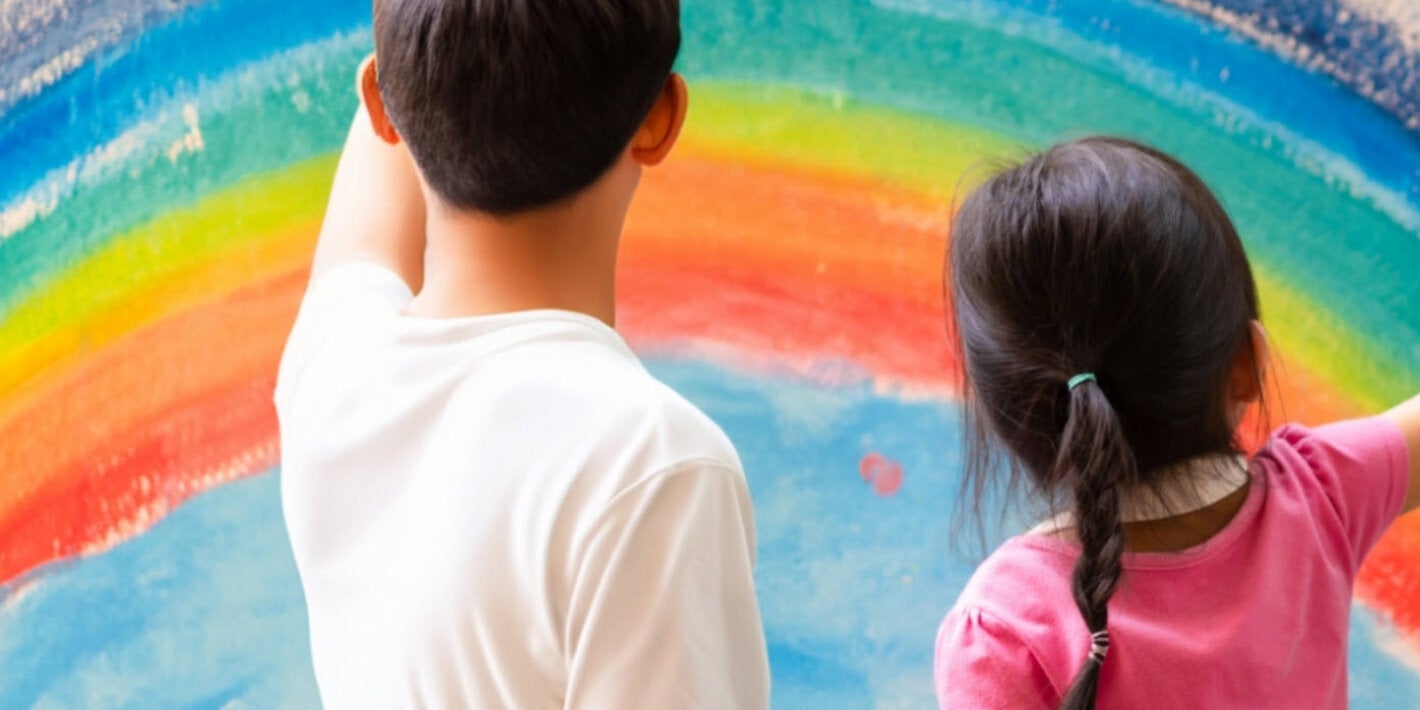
[{"left": 395, "top": 75, "right": 677, "bottom": 220}]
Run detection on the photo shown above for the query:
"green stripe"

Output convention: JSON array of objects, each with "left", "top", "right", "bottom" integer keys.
[
  {"left": 0, "top": 156, "right": 334, "bottom": 350},
  {"left": 0, "top": 33, "right": 367, "bottom": 315}
]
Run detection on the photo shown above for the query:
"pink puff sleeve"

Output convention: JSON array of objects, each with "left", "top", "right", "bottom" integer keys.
[
  {"left": 935, "top": 607, "right": 1056, "bottom": 710},
  {"left": 1267, "top": 418, "right": 1409, "bottom": 570}
]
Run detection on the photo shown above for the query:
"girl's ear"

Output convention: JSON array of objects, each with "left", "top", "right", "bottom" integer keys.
[
  {"left": 630, "top": 73, "right": 688, "bottom": 167},
  {"left": 358, "top": 54, "right": 401, "bottom": 145},
  {"left": 1230, "top": 320, "right": 1269, "bottom": 403}
]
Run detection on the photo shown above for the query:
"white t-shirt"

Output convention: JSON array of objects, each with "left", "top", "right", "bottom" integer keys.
[{"left": 275, "top": 263, "right": 770, "bottom": 709}]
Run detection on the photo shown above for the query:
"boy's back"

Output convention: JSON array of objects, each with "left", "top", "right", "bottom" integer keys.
[
  {"left": 277, "top": 264, "right": 765, "bottom": 707},
  {"left": 274, "top": 0, "right": 770, "bottom": 705}
]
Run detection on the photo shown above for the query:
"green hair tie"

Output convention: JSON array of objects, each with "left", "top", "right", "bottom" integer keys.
[{"left": 1068, "top": 373, "right": 1097, "bottom": 391}]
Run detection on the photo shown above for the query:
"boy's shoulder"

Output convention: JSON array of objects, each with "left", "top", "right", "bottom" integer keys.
[
  {"left": 277, "top": 262, "right": 744, "bottom": 503},
  {"left": 449, "top": 326, "right": 746, "bottom": 532},
  {"left": 454, "top": 317, "right": 742, "bottom": 476}
]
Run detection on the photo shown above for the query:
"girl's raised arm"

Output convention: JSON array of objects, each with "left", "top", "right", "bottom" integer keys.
[{"left": 1384, "top": 393, "right": 1420, "bottom": 513}]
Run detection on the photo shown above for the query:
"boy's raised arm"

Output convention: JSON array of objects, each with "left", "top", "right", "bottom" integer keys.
[{"left": 309, "top": 56, "right": 426, "bottom": 292}]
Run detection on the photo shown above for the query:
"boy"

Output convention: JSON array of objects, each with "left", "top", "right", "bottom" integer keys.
[{"left": 274, "top": 1, "right": 770, "bottom": 707}]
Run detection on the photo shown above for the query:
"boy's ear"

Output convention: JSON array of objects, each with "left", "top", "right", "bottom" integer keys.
[
  {"left": 1230, "top": 319, "right": 1269, "bottom": 403},
  {"left": 631, "top": 73, "right": 688, "bottom": 167},
  {"left": 358, "top": 54, "right": 401, "bottom": 145}
]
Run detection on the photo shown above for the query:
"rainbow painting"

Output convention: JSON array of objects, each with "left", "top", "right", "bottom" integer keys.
[{"left": 2, "top": 0, "right": 1418, "bottom": 707}]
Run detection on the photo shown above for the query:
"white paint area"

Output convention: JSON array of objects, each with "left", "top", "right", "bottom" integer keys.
[
  {"left": 0, "top": 0, "right": 117, "bottom": 108},
  {"left": 1341, "top": 0, "right": 1420, "bottom": 55},
  {"left": 0, "top": 33, "right": 106, "bottom": 108},
  {"left": 0, "top": 118, "right": 162, "bottom": 240},
  {"left": 0, "top": 101, "right": 203, "bottom": 240},
  {"left": 0, "top": 192, "right": 56, "bottom": 238},
  {"left": 0, "top": 0, "right": 68, "bottom": 40},
  {"left": 165, "top": 103, "right": 205, "bottom": 162}
]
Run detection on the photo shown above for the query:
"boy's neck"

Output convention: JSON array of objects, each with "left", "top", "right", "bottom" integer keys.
[{"left": 405, "top": 165, "right": 637, "bottom": 327}]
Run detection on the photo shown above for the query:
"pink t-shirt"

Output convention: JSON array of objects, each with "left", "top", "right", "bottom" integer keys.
[{"left": 935, "top": 418, "right": 1410, "bottom": 709}]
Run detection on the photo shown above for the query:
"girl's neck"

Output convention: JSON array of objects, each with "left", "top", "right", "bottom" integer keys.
[
  {"left": 1120, "top": 482, "right": 1249, "bottom": 552},
  {"left": 1033, "top": 454, "right": 1251, "bottom": 553}
]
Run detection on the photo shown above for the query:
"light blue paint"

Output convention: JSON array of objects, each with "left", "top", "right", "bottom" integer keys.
[
  {"left": 1349, "top": 605, "right": 1420, "bottom": 703},
  {"left": 0, "top": 473, "right": 319, "bottom": 709}
]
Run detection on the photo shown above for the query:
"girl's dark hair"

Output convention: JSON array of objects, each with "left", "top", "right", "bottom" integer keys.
[
  {"left": 949, "top": 137, "right": 1261, "bottom": 709},
  {"left": 373, "top": 0, "right": 680, "bottom": 215}
]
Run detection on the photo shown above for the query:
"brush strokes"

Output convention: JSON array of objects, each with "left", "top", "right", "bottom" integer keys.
[{"left": 1, "top": 0, "right": 1418, "bottom": 706}]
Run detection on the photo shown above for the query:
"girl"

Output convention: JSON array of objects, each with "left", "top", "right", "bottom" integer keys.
[{"left": 936, "top": 137, "right": 1420, "bottom": 709}]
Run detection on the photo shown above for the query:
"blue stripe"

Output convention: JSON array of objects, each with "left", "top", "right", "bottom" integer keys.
[
  {"left": 0, "top": 0, "right": 368, "bottom": 203},
  {"left": 6, "top": 0, "right": 1420, "bottom": 206},
  {"left": 0, "top": 0, "right": 210, "bottom": 115},
  {"left": 1183, "top": 0, "right": 1420, "bottom": 133}
]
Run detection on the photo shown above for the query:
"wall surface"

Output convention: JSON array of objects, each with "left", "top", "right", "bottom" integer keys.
[{"left": 2, "top": 0, "right": 1418, "bottom": 707}]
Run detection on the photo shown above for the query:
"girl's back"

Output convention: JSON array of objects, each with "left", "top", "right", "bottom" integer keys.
[
  {"left": 936, "top": 137, "right": 1420, "bottom": 709},
  {"left": 939, "top": 419, "right": 1406, "bottom": 708}
]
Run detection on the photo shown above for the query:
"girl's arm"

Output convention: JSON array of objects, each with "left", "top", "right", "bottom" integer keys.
[{"left": 1383, "top": 393, "right": 1420, "bottom": 513}]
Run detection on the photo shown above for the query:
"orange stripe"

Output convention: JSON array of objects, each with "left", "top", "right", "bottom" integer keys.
[
  {"left": 1359, "top": 512, "right": 1420, "bottom": 642},
  {"left": 0, "top": 269, "right": 304, "bottom": 528},
  {"left": 0, "top": 218, "right": 319, "bottom": 427},
  {"left": 627, "top": 152, "right": 953, "bottom": 309},
  {"left": 0, "top": 377, "right": 280, "bottom": 583}
]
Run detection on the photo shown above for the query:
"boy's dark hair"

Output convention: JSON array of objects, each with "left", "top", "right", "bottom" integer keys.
[
  {"left": 373, "top": 0, "right": 680, "bottom": 214},
  {"left": 949, "top": 137, "right": 1261, "bottom": 709}
]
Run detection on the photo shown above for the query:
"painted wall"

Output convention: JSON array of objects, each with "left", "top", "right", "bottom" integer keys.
[{"left": 2, "top": 0, "right": 1418, "bottom": 707}]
